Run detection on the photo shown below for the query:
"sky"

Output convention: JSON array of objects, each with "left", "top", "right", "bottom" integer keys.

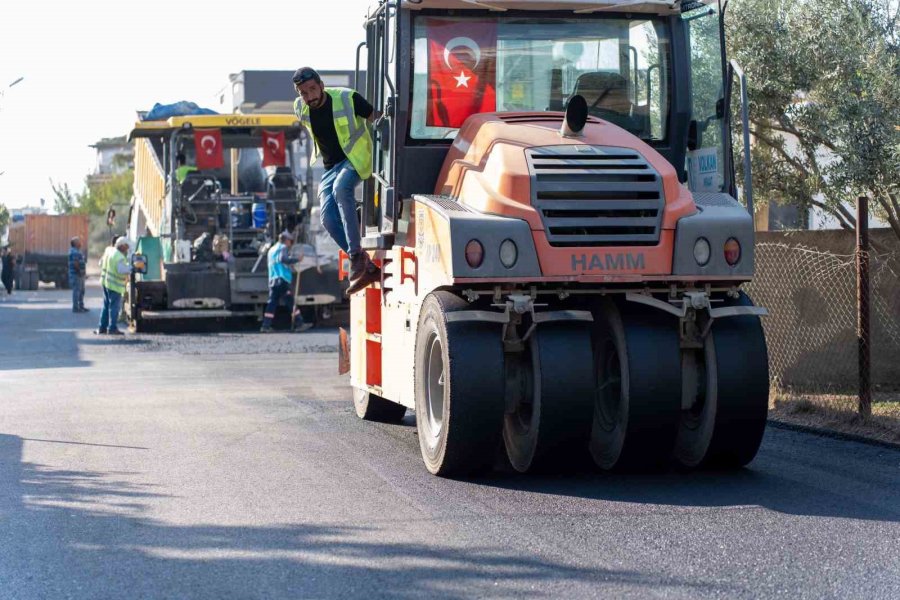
[{"left": 0, "top": 0, "right": 374, "bottom": 210}]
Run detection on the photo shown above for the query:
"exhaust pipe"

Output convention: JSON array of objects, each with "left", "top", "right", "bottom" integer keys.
[{"left": 560, "top": 94, "right": 588, "bottom": 138}]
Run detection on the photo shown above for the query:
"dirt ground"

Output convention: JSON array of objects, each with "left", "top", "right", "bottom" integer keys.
[{"left": 770, "top": 390, "right": 900, "bottom": 446}]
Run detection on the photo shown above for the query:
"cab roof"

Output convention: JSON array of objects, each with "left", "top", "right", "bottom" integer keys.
[
  {"left": 129, "top": 113, "right": 301, "bottom": 140},
  {"left": 396, "top": 0, "right": 694, "bottom": 14}
]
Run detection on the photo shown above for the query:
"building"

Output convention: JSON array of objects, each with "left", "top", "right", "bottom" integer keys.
[
  {"left": 214, "top": 70, "right": 361, "bottom": 115},
  {"left": 87, "top": 136, "right": 134, "bottom": 186}
]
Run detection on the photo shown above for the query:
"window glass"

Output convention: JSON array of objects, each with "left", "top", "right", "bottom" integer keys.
[
  {"left": 683, "top": 6, "right": 727, "bottom": 192},
  {"left": 410, "top": 17, "right": 670, "bottom": 142}
]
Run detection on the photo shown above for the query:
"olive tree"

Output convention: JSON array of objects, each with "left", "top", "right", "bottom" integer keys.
[{"left": 727, "top": 0, "right": 900, "bottom": 240}]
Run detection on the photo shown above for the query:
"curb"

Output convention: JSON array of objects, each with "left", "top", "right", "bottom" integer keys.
[{"left": 767, "top": 419, "right": 900, "bottom": 451}]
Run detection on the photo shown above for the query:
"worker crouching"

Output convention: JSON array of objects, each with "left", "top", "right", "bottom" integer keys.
[{"left": 260, "top": 231, "right": 312, "bottom": 334}]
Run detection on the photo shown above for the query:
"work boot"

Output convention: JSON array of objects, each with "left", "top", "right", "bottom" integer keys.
[
  {"left": 260, "top": 326, "right": 273, "bottom": 334},
  {"left": 292, "top": 322, "right": 314, "bottom": 333},
  {"left": 93, "top": 329, "right": 107, "bottom": 335},
  {"left": 107, "top": 329, "right": 124, "bottom": 336},
  {"left": 346, "top": 260, "right": 381, "bottom": 296},
  {"left": 348, "top": 252, "right": 370, "bottom": 281}
]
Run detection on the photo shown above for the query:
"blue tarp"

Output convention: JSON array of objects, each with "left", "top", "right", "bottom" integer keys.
[{"left": 143, "top": 101, "right": 219, "bottom": 121}]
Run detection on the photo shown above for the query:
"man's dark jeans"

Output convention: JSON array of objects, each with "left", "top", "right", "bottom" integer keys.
[
  {"left": 98, "top": 287, "right": 122, "bottom": 333},
  {"left": 69, "top": 274, "right": 85, "bottom": 311},
  {"left": 262, "top": 278, "right": 292, "bottom": 330}
]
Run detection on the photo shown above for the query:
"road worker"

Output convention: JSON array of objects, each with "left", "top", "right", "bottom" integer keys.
[
  {"left": 260, "top": 231, "right": 312, "bottom": 333},
  {"left": 292, "top": 66, "right": 380, "bottom": 296},
  {"left": 68, "top": 236, "right": 87, "bottom": 313},
  {"left": 95, "top": 237, "right": 131, "bottom": 336},
  {"left": 175, "top": 153, "right": 197, "bottom": 184}
]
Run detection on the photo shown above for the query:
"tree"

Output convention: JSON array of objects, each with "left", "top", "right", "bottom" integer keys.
[
  {"left": 727, "top": 0, "right": 900, "bottom": 241},
  {"left": 77, "top": 169, "right": 134, "bottom": 216},
  {"left": 0, "top": 202, "right": 9, "bottom": 233},
  {"left": 47, "top": 168, "right": 134, "bottom": 217},
  {"left": 50, "top": 179, "right": 80, "bottom": 214}
]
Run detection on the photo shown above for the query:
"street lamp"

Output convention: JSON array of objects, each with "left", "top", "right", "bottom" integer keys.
[{"left": 0, "top": 77, "right": 25, "bottom": 107}]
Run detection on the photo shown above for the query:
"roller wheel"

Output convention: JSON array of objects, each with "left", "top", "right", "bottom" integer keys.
[
  {"left": 590, "top": 299, "right": 681, "bottom": 471},
  {"left": 672, "top": 333, "right": 717, "bottom": 468},
  {"left": 354, "top": 388, "right": 407, "bottom": 424},
  {"left": 414, "top": 292, "right": 505, "bottom": 476},
  {"left": 503, "top": 323, "right": 595, "bottom": 473},
  {"left": 706, "top": 292, "right": 769, "bottom": 467}
]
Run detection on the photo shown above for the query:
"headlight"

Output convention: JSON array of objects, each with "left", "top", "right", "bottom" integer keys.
[
  {"left": 693, "top": 237, "right": 711, "bottom": 266},
  {"left": 465, "top": 239, "right": 484, "bottom": 268},
  {"left": 499, "top": 239, "right": 518, "bottom": 268},
  {"left": 724, "top": 238, "right": 741, "bottom": 266}
]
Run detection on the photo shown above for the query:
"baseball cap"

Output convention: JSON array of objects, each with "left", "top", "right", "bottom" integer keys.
[
  {"left": 292, "top": 67, "right": 321, "bottom": 85},
  {"left": 115, "top": 236, "right": 130, "bottom": 248}
]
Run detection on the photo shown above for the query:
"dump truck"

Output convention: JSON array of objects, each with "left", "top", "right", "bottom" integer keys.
[
  {"left": 7, "top": 214, "right": 89, "bottom": 289},
  {"left": 340, "top": 0, "right": 769, "bottom": 476},
  {"left": 126, "top": 112, "right": 338, "bottom": 330}
]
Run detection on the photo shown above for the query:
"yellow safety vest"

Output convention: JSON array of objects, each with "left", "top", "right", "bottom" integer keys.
[
  {"left": 294, "top": 87, "right": 373, "bottom": 180},
  {"left": 176, "top": 165, "right": 197, "bottom": 183},
  {"left": 100, "top": 247, "right": 127, "bottom": 294}
]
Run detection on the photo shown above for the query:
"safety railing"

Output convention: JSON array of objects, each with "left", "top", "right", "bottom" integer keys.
[{"left": 134, "top": 138, "right": 166, "bottom": 235}]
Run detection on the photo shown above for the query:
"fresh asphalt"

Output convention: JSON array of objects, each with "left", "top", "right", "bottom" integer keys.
[{"left": 1, "top": 285, "right": 898, "bottom": 599}]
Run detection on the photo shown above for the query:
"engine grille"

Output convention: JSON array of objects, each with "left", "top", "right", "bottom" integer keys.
[{"left": 527, "top": 145, "right": 665, "bottom": 247}]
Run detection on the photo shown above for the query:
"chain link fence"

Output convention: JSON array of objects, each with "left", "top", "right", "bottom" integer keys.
[{"left": 745, "top": 233, "right": 900, "bottom": 435}]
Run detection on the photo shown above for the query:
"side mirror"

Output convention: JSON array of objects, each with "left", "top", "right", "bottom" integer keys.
[
  {"left": 687, "top": 120, "right": 699, "bottom": 151},
  {"left": 560, "top": 94, "right": 588, "bottom": 138}
]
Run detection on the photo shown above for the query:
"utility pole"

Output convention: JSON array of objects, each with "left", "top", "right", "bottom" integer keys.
[{"left": 856, "top": 195, "right": 871, "bottom": 419}]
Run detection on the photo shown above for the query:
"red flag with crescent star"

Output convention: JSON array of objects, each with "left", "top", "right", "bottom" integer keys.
[
  {"left": 193, "top": 128, "right": 224, "bottom": 170},
  {"left": 261, "top": 130, "right": 286, "bottom": 167},
  {"left": 426, "top": 18, "right": 497, "bottom": 128}
]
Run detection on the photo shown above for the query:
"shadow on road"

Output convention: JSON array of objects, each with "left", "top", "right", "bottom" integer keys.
[
  {"left": 0, "top": 433, "right": 715, "bottom": 598},
  {"left": 0, "top": 289, "right": 150, "bottom": 371},
  {"left": 376, "top": 416, "right": 900, "bottom": 524}
]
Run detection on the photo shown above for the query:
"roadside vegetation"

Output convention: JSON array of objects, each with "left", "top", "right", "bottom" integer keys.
[{"left": 729, "top": 0, "right": 900, "bottom": 242}]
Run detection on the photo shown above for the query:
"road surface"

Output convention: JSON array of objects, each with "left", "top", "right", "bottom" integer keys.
[{"left": 1, "top": 286, "right": 898, "bottom": 599}]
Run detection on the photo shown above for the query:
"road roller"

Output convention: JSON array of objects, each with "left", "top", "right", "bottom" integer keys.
[{"left": 340, "top": 0, "right": 768, "bottom": 475}]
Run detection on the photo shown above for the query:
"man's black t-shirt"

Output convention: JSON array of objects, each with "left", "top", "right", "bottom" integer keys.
[{"left": 309, "top": 92, "right": 374, "bottom": 170}]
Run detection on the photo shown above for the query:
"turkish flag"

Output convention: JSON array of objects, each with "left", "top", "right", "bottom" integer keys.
[
  {"left": 262, "top": 130, "right": 286, "bottom": 167},
  {"left": 193, "top": 128, "right": 224, "bottom": 170},
  {"left": 426, "top": 18, "right": 497, "bottom": 128}
]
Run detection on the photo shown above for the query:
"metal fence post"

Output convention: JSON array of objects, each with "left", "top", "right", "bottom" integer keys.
[{"left": 856, "top": 195, "right": 872, "bottom": 418}]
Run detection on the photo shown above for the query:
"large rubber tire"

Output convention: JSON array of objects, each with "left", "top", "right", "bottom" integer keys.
[
  {"left": 354, "top": 388, "right": 407, "bottom": 424},
  {"left": 673, "top": 335, "right": 717, "bottom": 468},
  {"left": 705, "top": 292, "right": 769, "bottom": 467},
  {"left": 674, "top": 292, "right": 769, "bottom": 468},
  {"left": 503, "top": 324, "right": 595, "bottom": 473},
  {"left": 590, "top": 299, "right": 682, "bottom": 471},
  {"left": 414, "top": 291, "right": 505, "bottom": 476}
]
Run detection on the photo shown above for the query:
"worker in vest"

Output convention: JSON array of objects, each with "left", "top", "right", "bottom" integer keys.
[
  {"left": 95, "top": 237, "right": 131, "bottom": 336},
  {"left": 260, "top": 231, "right": 312, "bottom": 333},
  {"left": 175, "top": 153, "right": 197, "bottom": 184},
  {"left": 292, "top": 67, "right": 381, "bottom": 296}
]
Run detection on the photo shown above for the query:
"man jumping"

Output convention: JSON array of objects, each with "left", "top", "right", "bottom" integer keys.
[{"left": 292, "top": 67, "right": 380, "bottom": 296}]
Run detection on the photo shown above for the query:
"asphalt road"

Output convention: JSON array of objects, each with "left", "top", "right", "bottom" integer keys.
[{"left": 1, "top": 285, "right": 898, "bottom": 599}]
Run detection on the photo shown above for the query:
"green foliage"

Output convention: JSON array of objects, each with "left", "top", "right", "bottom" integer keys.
[
  {"left": 78, "top": 170, "right": 134, "bottom": 216},
  {"left": 50, "top": 179, "right": 80, "bottom": 214},
  {"left": 0, "top": 202, "right": 9, "bottom": 233},
  {"left": 48, "top": 170, "right": 134, "bottom": 217},
  {"left": 727, "top": 0, "right": 900, "bottom": 239}
]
